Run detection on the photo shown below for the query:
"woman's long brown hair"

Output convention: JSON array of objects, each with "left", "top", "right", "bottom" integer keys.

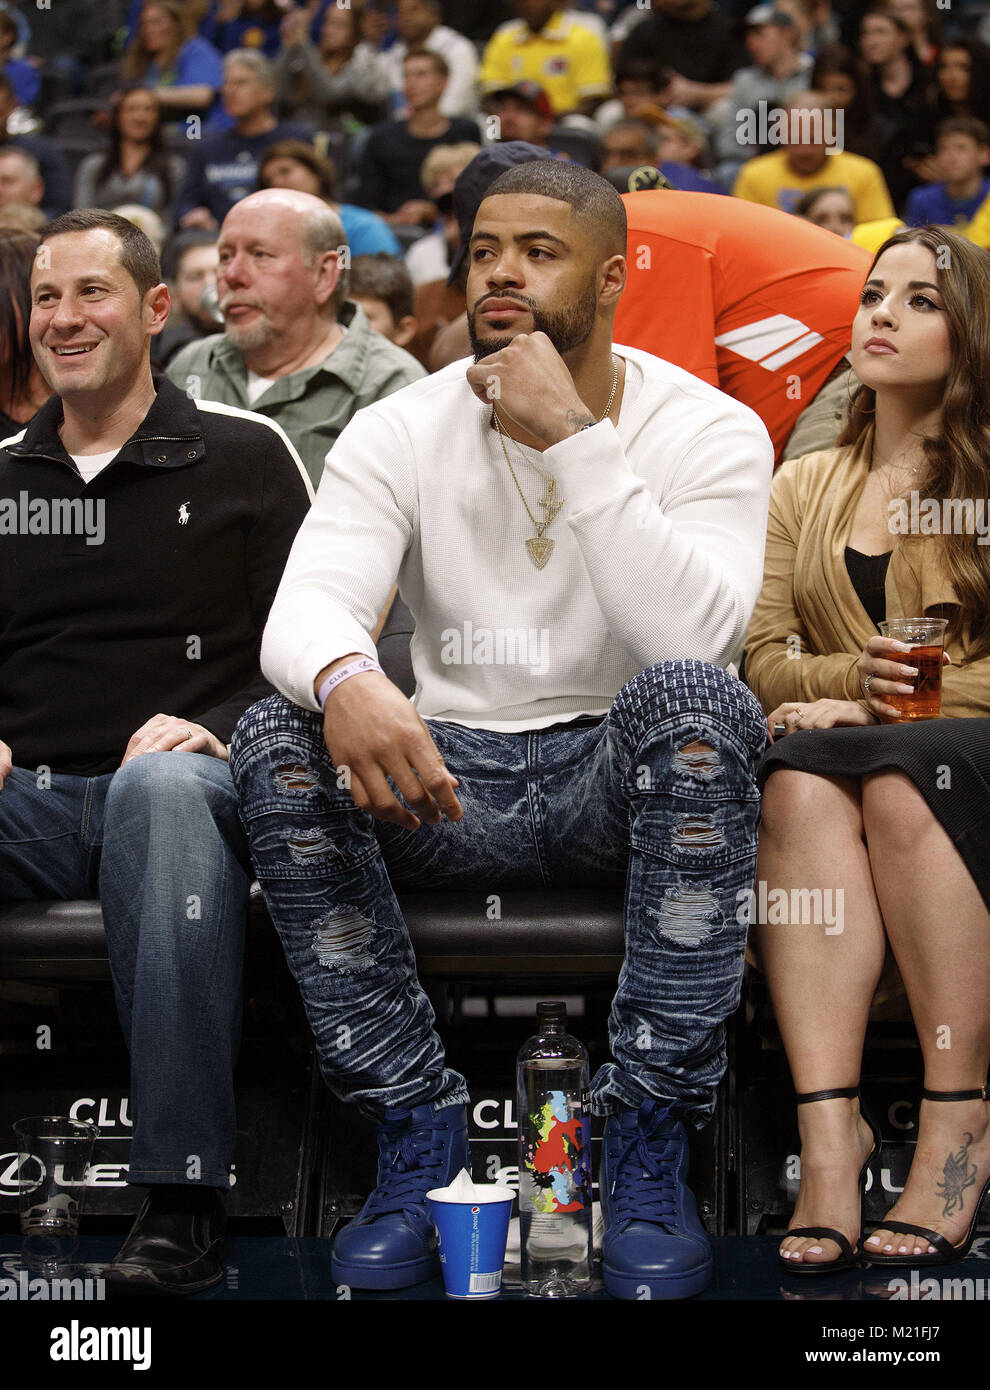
[
  {"left": 121, "top": 1, "right": 191, "bottom": 83},
  {"left": 840, "top": 225, "right": 990, "bottom": 658},
  {"left": 286, "top": 1, "right": 363, "bottom": 113}
]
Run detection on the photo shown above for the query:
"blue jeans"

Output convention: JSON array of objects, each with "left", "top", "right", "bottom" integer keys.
[
  {"left": 229, "top": 661, "right": 767, "bottom": 1124},
  {"left": 0, "top": 754, "right": 252, "bottom": 1187}
]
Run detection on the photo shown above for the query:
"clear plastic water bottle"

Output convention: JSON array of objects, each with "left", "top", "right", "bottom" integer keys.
[{"left": 516, "top": 1001, "right": 593, "bottom": 1297}]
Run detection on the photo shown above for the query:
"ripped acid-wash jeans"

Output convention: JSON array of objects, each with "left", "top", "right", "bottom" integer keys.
[{"left": 229, "top": 660, "right": 766, "bottom": 1124}]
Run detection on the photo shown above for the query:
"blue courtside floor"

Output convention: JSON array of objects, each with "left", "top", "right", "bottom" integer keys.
[{"left": 3, "top": 1233, "right": 988, "bottom": 1300}]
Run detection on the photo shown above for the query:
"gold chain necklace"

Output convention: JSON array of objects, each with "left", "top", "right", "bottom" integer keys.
[
  {"left": 872, "top": 451, "right": 921, "bottom": 507},
  {"left": 492, "top": 355, "right": 618, "bottom": 569}
]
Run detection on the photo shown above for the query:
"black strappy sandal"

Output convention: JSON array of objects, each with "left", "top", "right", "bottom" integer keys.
[
  {"left": 865, "top": 1084, "right": 990, "bottom": 1267},
  {"left": 778, "top": 1085, "right": 881, "bottom": 1277}
]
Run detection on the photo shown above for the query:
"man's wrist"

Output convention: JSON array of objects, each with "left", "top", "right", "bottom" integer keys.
[
  {"left": 315, "top": 655, "right": 382, "bottom": 708},
  {"left": 544, "top": 405, "right": 597, "bottom": 446},
  {"left": 314, "top": 653, "right": 365, "bottom": 703}
]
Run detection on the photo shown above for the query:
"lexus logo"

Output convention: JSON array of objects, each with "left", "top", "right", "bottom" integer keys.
[
  {"left": 0, "top": 1154, "right": 124, "bottom": 1194},
  {"left": 0, "top": 1152, "right": 45, "bottom": 1196}
]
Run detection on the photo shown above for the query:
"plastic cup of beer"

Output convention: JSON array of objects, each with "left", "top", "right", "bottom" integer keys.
[
  {"left": 878, "top": 618, "right": 948, "bottom": 720},
  {"left": 12, "top": 1116, "right": 99, "bottom": 1272}
]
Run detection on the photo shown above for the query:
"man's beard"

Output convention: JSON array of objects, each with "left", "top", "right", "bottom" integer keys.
[
  {"left": 468, "top": 281, "right": 599, "bottom": 363},
  {"left": 222, "top": 309, "right": 276, "bottom": 353}
]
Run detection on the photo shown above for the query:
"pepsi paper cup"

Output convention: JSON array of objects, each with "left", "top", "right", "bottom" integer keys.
[{"left": 427, "top": 1183, "right": 515, "bottom": 1299}]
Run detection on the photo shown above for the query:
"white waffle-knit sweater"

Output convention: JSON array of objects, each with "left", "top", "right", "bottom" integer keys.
[{"left": 261, "top": 345, "right": 774, "bottom": 730}]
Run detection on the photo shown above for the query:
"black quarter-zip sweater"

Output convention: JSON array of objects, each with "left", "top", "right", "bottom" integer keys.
[{"left": 0, "top": 378, "right": 312, "bottom": 776}]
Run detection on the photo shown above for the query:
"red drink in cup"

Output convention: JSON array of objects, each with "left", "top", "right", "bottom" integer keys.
[{"left": 878, "top": 619, "right": 948, "bottom": 720}]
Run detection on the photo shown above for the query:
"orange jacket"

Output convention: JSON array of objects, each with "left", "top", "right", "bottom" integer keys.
[{"left": 615, "top": 192, "right": 872, "bottom": 460}]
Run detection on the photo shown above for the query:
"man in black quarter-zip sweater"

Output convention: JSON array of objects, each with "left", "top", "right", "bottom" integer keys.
[{"left": 0, "top": 210, "right": 312, "bottom": 1296}]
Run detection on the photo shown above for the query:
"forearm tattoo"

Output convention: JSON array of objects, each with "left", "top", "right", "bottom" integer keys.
[{"left": 937, "top": 1133, "right": 977, "bottom": 1218}]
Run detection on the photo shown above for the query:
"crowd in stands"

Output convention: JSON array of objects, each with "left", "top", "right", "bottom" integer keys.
[{"left": 0, "top": 0, "right": 987, "bottom": 376}]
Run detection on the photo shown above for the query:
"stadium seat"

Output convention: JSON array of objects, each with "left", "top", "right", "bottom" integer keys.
[
  {"left": 42, "top": 98, "right": 106, "bottom": 141},
  {"left": 80, "top": 63, "right": 125, "bottom": 102}
]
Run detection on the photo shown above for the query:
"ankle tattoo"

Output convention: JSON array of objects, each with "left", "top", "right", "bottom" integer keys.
[{"left": 937, "top": 1133, "right": 977, "bottom": 1218}]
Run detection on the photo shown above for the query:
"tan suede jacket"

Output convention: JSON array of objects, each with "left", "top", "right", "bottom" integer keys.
[{"left": 744, "top": 425, "right": 990, "bottom": 718}]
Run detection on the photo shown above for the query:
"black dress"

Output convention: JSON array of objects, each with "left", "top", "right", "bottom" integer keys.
[{"left": 758, "top": 548, "right": 990, "bottom": 909}]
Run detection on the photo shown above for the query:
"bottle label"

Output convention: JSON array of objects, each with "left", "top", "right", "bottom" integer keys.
[{"left": 520, "top": 1088, "right": 592, "bottom": 1214}]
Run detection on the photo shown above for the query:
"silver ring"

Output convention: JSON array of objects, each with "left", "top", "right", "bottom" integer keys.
[
  {"left": 184, "top": 727, "right": 193, "bottom": 740},
  {"left": 863, "top": 674, "right": 873, "bottom": 698}
]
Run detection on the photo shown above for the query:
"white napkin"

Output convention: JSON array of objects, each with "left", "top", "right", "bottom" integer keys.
[{"left": 427, "top": 1167, "right": 515, "bottom": 1205}]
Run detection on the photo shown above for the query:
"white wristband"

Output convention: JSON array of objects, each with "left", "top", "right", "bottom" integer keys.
[{"left": 317, "top": 657, "right": 383, "bottom": 709}]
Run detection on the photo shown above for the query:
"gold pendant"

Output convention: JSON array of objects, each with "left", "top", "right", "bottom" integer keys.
[
  {"left": 538, "top": 476, "right": 563, "bottom": 526},
  {"left": 526, "top": 536, "right": 554, "bottom": 569}
]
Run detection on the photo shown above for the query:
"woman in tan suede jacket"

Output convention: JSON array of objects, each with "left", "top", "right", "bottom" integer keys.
[{"left": 744, "top": 226, "right": 990, "bottom": 1277}]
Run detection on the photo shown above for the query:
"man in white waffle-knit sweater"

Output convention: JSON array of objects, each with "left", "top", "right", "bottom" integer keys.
[{"left": 229, "top": 159, "right": 774, "bottom": 1302}]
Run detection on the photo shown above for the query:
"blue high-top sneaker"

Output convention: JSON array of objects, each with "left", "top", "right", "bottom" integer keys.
[
  {"left": 330, "top": 1101, "right": 470, "bottom": 1290},
  {"left": 600, "top": 1099, "right": 713, "bottom": 1300}
]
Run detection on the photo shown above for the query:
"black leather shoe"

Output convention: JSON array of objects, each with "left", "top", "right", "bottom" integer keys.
[{"left": 105, "top": 1190, "right": 226, "bottom": 1298}]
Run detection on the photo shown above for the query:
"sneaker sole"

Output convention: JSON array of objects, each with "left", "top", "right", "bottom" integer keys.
[
  {"left": 330, "top": 1252, "right": 439, "bottom": 1291},
  {"left": 602, "top": 1257, "right": 712, "bottom": 1301}
]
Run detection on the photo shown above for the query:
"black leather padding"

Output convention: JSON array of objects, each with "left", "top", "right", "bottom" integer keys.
[
  {"left": 396, "top": 887, "right": 624, "bottom": 975},
  {"left": 0, "top": 887, "right": 625, "bottom": 981},
  {"left": 0, "top": 893, "right": 283, "bottom": 980},
  {"left": 0, "top": 899, "right": 110, "bottom": 969},
  {"left": 376, "top": 595, "right": 416, "bottom": 698}
]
